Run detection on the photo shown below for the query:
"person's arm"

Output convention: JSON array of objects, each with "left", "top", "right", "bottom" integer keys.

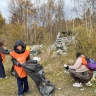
[
  {"left": 69, "top": 57, "right": 82, "bottom": 69},
  {"left": 11, "top": 57, "right": 21, "bottom": 67},
  {"left": 11, "top": 57, "right": 18, "bottom": 65},
  {"left": 26, "top": 55, "right": 30, "bottom": 61},
  {"left": 0, "top": 46, "right": 9, "bottom": 54}
]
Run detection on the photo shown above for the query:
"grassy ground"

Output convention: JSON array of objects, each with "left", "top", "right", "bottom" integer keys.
[{"left": 0, "top": 54, "right": 96, "bottom": 96}]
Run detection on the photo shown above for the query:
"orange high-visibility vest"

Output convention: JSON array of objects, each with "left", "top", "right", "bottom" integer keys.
[
  {"left": 10, "top": 50, "right": 30, "bottom": 78},
  {"left": 81, "top": 56, "right": 93, "bottom": 74},
  {"left": 81, "top": 56, "right": 87, "bottom": 65},
  {"left": 0, "top": 46, "right": 5, "bottom": 62}
]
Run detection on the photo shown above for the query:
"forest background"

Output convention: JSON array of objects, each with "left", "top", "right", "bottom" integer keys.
[
  {"left": 0, "top": 0, "right": 96, "bottom": 96},
  {"left": 0, "top": 0, "right": 96, "bottom": 58}
]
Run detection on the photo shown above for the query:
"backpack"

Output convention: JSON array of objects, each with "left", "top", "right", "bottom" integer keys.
[
  {"left": 85, "top": 58, "right": 96, "bottom": 70},
  {"left": 85, "top": 58, "right": 95, "bottom": 63}
]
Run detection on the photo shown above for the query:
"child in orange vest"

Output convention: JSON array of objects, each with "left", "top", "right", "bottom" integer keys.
[
  {"left": 10, "top": 40, "right": 31, "bottom": 96},
  {"left": 0, "top": 38, "right": 9, "bottom": 79}
]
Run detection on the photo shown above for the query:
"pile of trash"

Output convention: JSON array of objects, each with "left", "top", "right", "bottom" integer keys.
[
  {"left": 51, "top": 31, "right": 76, "bottom": 55},
  {"left": 30, "top": 44, "right": 43, "bottom": 55}
]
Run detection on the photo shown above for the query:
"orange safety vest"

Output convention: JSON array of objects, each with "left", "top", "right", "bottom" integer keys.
[
  {"left": 0, "top": 46, "right": 5, "bottom": 62},
  {"left": 10, "top": 50, "right": 30, "bottom": 78},
  {"left": 81, "top": 56, "right": 87, "bottom": 65},
  {"left": 81, "top": 56, "right": 93, "bottom": 74}
]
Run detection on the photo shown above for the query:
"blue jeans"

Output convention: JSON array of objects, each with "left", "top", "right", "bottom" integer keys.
[
  {"left": 17, "top": 76, "right": 29, "bottom": 95},
  {"left": 0, "top": 61, "right": 6, "bottom": 78}
]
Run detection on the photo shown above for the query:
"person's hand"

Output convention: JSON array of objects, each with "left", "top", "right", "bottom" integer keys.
[
  {"left": 17, "top": 63, "right": 21, "bottom": 67},
  {"left": 8, "top": 49, "right": 12, "bottom": 53},
  {"left": 64, "top": 64, "right": 69, "bottom": 70}
]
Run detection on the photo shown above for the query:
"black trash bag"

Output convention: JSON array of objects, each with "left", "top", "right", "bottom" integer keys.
[
  {"left": 22, "top": 60, "right": 55, "bottom": 96},
  {"left": 10, "top": 60, "right": 38, "bottom": 76},
  {"left": 39, "top": 78, "right": 55, "bottom": 96}
]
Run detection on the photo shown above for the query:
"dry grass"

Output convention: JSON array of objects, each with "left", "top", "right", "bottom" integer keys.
[{"left": 0, "top": 51, "right": 96, "bottom": 96}]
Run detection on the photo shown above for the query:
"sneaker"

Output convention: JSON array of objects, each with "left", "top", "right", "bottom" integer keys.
[
  {"left": 5, "top": 76, "right": 7, "bottom": 78},
  {"left": 25, "top": 90, "right": 32, "bottom": 94},
  {"left": 85, "top": 81, "right": 92, "bottom": 86},
  {"left": 0, "top": 76, "right": 7, "bottom": 79},
  {"left": 73, "top": 82, "right": 82, "bottom": 87},
  {"left": 18, "top": 94, "right": 24, "bottom": 96}
]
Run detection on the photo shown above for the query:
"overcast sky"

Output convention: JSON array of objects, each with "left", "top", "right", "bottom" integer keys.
[
  {"left": 0, "top": 0, "right": 78, "bottom": 22},
  {"left": 0, "top": 0, "right": 10, "bottom": 22}
]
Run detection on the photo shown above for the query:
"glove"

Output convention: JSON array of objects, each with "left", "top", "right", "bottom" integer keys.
[
  {"left": 17, "top": 63, "right": 21, "bottom": 67},
  {"left": 64, "top": 64, "right": 69, "bottom": 70}
]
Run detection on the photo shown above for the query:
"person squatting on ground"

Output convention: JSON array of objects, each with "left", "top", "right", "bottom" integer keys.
[
  {"left": 64, "top": 52, "right": 93, "bottom": 87},
  {"left": 0, "top": 38, "right": 10, "bottom": 79},
  {"left": 10, "top": 40, "right": 31, "bottom": 96}
]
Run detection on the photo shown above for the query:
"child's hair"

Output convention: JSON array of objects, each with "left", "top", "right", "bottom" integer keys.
[
  {"left": 0, "top": 38, "right": 5, "bottom": 46},
  {"left": 76, "top": 52, "right": 81, "bottom": 58}
]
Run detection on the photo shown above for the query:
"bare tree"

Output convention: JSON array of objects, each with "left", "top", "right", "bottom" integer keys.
[
  {"left": 8, "top": 0, "right": 67, "bottom": 44},
  {"left": 8, "top": 0, "right": 35, "bottom": 40}
]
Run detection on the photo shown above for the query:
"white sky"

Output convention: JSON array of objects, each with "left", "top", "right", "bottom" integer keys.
[{"left": 0, "top": 0, "right": 10, "bottom": 22}]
